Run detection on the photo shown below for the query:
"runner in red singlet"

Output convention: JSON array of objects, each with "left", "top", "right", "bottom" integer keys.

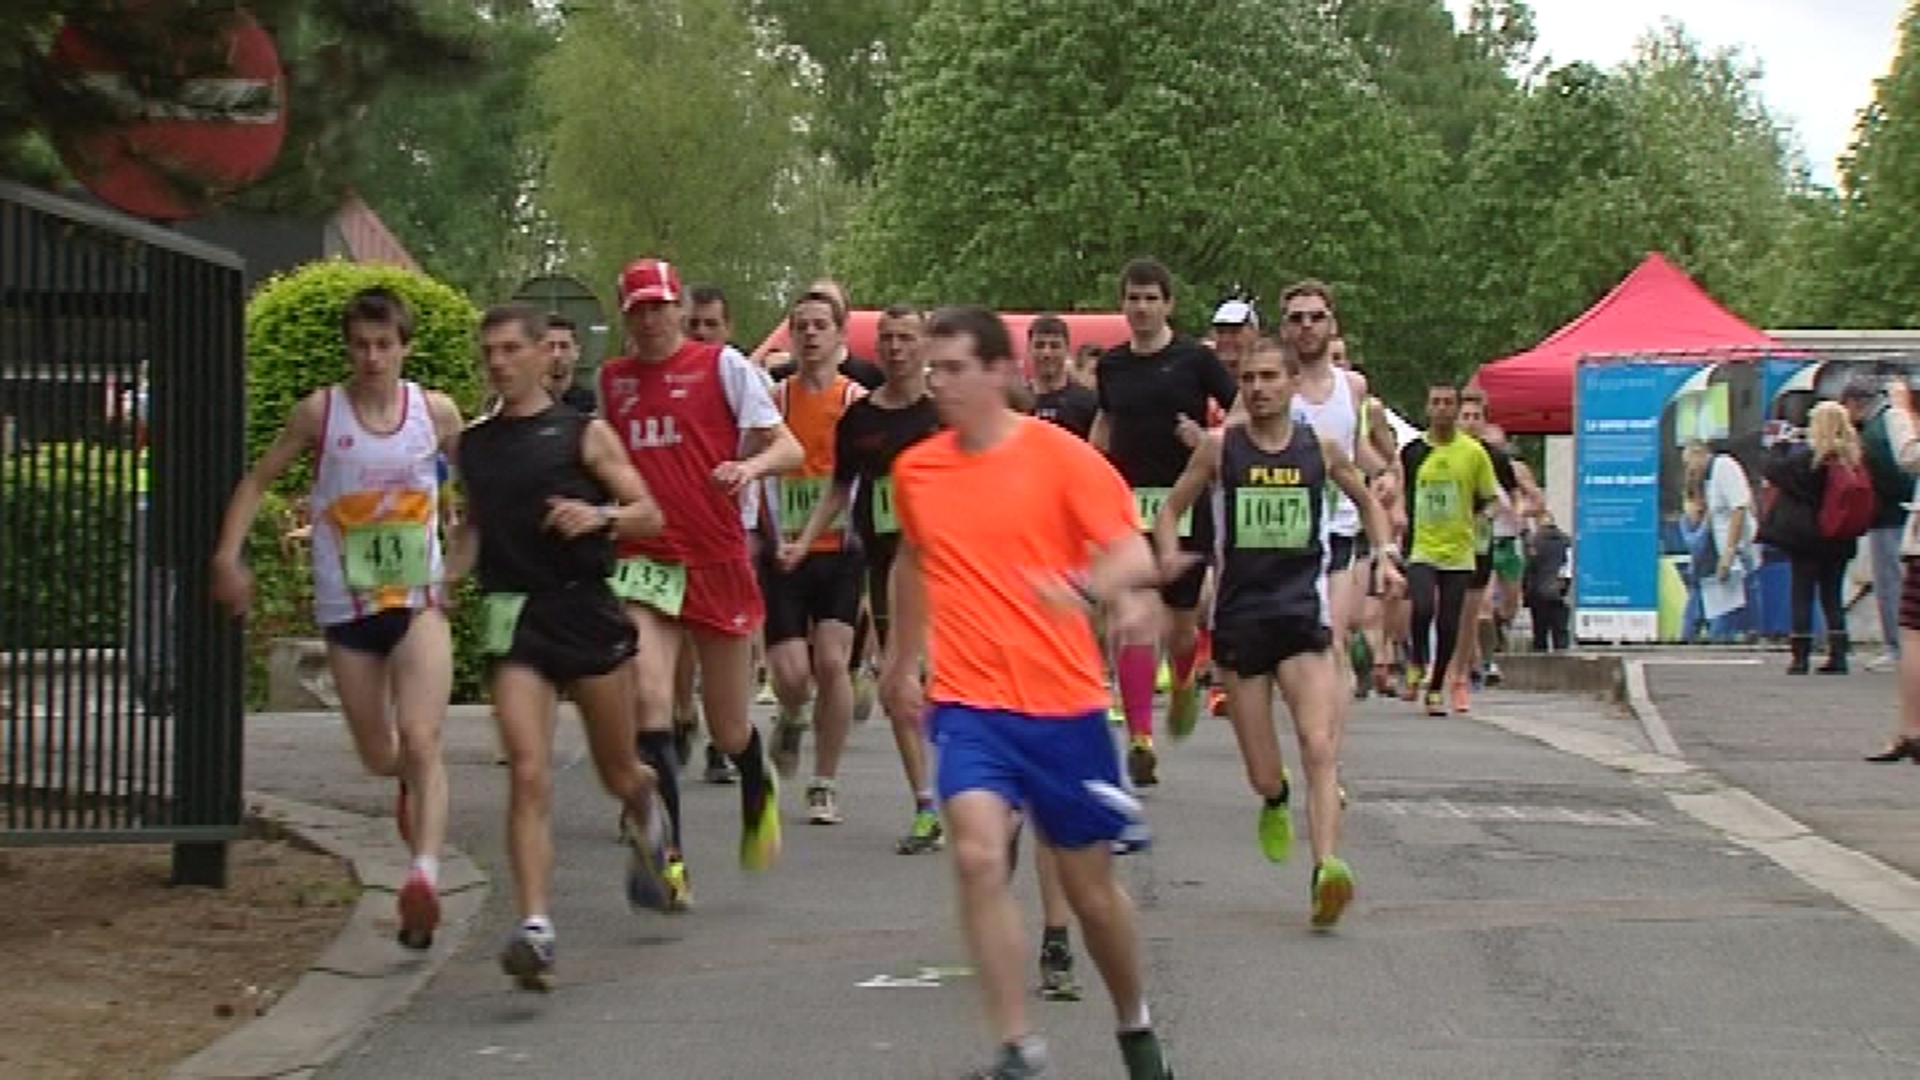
[{"left": 598, "top": 257, "right": 803, "bottom": 905}]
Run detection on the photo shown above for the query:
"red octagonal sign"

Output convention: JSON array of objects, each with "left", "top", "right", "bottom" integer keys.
[{"left": 47, "top": 9, "right": 288, "bottom": 222}]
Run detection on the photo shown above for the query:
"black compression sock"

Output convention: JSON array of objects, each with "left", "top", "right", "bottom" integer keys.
[
  {"left": 635, "top": 729, "right": 684, "bottom": 854},
  {"left": 732, "top": 727, "right": 772, "bottom": 809}
]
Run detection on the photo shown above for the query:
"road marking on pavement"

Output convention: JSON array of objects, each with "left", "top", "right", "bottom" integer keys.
[
  {"left": 1476, "top": 668, "right": 1920, "bottom": 953},
  {"left": 1363, "top": 798, "right": 1656, "bottom": 829},
  {"left": 858, "top": 965, "right": 972, "bottom": 989}
]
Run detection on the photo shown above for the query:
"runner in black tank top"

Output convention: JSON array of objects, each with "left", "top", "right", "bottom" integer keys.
[
  {"left": 1211, "top": 423, "right": 1332, "bottom": 638},
  {"left": 452, "top": 303, "right": 678, "bottom": 991},
  {"left": 1151, "top": 338, "right": 1403, "bottom": 931}
]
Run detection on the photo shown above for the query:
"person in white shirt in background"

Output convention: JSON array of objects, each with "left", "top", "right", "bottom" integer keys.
[{"left": 1866, "top": 380, "right": 1920, "bottom": 762}]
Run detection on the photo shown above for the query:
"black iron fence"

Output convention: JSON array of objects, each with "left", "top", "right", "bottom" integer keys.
[{"left": 0, "top": 180, "right": 245, "bottom": 885}]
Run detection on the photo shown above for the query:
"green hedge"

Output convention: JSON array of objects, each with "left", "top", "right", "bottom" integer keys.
[
  {"left": 0, "top": 443, "right": 134, "bottom": 651},
  {"left": 242, "top": 261, "right": 490, "bottom": 705}
]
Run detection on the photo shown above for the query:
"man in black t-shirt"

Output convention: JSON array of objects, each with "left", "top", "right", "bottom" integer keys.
[
  {"left": 1029, "top": 313, "right": 1098, "bottom": 439},
  {"left": 545, "top": 314, "right": 598, "bottom": 415},
  {"left": 1090, "top": 258, "right": 1238, "bottom": 788}
]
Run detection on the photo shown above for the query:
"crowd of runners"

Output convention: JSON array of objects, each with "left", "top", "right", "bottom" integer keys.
[{"left": 209, "top": 255, "right": 1555, "bottom": 1079}]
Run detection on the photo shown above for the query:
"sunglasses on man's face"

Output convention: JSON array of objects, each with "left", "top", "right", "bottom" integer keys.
[{"left": 1285, "top": 310, "right": 1331, "bottom": 325}]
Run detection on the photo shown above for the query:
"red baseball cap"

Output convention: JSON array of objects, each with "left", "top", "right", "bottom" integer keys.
[{"left": 618, "top": 258, "right": 682, "bottom": 310}]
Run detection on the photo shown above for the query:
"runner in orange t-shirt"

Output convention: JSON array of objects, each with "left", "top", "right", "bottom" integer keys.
[{"left": 881, "top": 306, "right": 1174, "bottom": 1080}]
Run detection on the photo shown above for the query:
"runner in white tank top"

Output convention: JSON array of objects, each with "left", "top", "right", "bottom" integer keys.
[
  {"left": 211, "top": 287, "right": 465, "bottom": 956},
  {"left": 1292, "top": 357, "right": 1362, "bottom": 540},
  {"left": 1279, "top": 281, "right": 1395, "bottom": 807},
  {"left": 310, "top": 380, "right": 446, "bottom": 626}
]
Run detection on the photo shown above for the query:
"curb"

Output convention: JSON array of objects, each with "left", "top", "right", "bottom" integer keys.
[
  {"left": 170, "top": 791, "right": 489, "bottom": 1080},
  {"left": 1480, "top": 661, "right": 1920, "bottom": 952}
]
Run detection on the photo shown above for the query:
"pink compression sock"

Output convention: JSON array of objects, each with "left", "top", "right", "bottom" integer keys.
[{"left": 1117, "top": 645, "right": 1157, "bottom": 741}]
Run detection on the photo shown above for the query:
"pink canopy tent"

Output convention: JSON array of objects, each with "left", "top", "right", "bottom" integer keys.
[{"left": 1471, "top": 253, "right": 1778, "bottom": 434}]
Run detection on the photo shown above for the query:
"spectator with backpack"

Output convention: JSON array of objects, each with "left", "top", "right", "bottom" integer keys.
[
  {"left": 1524, "top": 510, "right": 1573, "bottom": 651},
  {"left": 1846, "top": 379, "right": 1910, "bottom": 670},
  {"left": 1759, "top": 400, "right": 1876, "bottom": 674}
]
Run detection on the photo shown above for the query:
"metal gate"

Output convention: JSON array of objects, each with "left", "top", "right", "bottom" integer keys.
[{"left": 1, "top": 180, "right": 245, "bottom": 885}]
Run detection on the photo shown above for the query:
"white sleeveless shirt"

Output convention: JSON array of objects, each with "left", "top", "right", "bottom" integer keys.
[
  {"left": 1291, "top": 368, "right": 1361, "bottom": 538},
  {"left": 309, "top": 382, "right": 445, "bottom": 626}
]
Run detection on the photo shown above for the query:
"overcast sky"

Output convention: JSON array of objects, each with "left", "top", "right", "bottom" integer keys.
[{"left": 1445, "top": 0, "right": 1908, "bottom": 186}]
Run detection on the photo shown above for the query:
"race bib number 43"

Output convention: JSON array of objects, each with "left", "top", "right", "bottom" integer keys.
[
  {"left": 609, "top": 555, "right": 688, "bottom": 617},
  {"left": 342, "top": 522, "right": 432, "bottom": 591},
  {"left": 1236, "top": 487, "right": 1312, "bottom": 550},
  {"left": 1133, "top": 487, "right": 1192, "bottom": 538}
]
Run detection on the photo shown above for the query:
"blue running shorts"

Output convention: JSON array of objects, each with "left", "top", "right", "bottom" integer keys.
[{"left": 928, "top": 703, "right": 1144, "bottom": 851}]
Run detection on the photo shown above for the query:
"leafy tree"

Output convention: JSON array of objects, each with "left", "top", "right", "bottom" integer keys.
[
  {"left": 747, "top": 0, "right": 933, "bottom": 184},
  {"left": 352, "top": 1, "right": 559, "bottom": 301},
  {"left": 1835, "top": 1, "right": 1920, "bottom": 326},
  {"left": 537, "top": 0, "right": 827, "bottom": 340},
  {"left": 1456, "top": 25, "right": 1807, "bottom": 369},
  {"left": 839, "top": 0, "right": 1454, "bottom": 406},
  {"left": 1328, "top": 0, "right": 1533, "bottom": 161}
]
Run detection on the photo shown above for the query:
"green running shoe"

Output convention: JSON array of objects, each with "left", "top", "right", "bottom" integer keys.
[
  {"left": 895, "top": 808, "right": 945, "bottom": 854},
  {"left": 1257, "top": 786, "right": 1293, "bottom": 865},
  {"left": 1311, "top": 855, "right": 1355, "bottom": 929},
  {"left": 1168, "top": 679, "right": 1199, "bottom": 742}
]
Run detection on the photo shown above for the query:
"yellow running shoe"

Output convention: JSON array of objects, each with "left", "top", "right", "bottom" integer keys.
[
  {"left": 740, "top": 773, "right": 783, "bottom": 871},
  {"left": 662, "top": 857, "right": 693, "bottom": 912}
]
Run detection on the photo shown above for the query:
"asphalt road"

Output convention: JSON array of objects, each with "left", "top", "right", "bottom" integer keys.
[{"left": 244, "top": 687, "right": 1920, "bottom": 1079}]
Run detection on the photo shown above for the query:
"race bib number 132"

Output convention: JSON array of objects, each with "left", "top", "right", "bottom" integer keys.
[{"left": 609, "top": 555, "right": 688, "bottom": 617}]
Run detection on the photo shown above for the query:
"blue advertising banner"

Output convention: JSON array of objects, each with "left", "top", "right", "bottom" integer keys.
[
  {"left": 1573, "top": 350, "right": 1916, "bottom": 644},
  {"left": 1573, "top": 360, "right": 1705, "bottom": 642}
]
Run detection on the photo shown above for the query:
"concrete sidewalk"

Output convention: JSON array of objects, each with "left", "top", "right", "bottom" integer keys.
[{"left": 1636, "top": 651, "right": 1920, "bottom": 879}]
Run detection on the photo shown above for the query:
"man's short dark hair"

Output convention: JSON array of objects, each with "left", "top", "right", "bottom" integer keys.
[
  {"left": 342, "top": 287, "right": 414, "bottom": 343},
  {"left": 928, "top": 305, "right": 1014, "bottom": 366},
  {"left": 1028, "top": 313, "right": 1069, "bottom": 341},
  {"left": 545, "top": 313, "right": 577, "bottom": 337},
  {"left": 1119, "top": 258, "right": 1173, "bottom": 300},
  {"left": 880, "top": 302, "right": 923, "bottom": 322},
  {"left": 1429, "top": 380, "right": 1462, "bottom": 397},
  {"left": 480, "top": 302, "right": 548, "bottom": 343},
  {"left": 791, "top": 289, "right": 847, "bottom": 329},
  {"left": 689, "top": 284, "right": 728, "bottom": 314},
  {"left": 1245, "top": 335, "right": 1298, "bottom": 374}
]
